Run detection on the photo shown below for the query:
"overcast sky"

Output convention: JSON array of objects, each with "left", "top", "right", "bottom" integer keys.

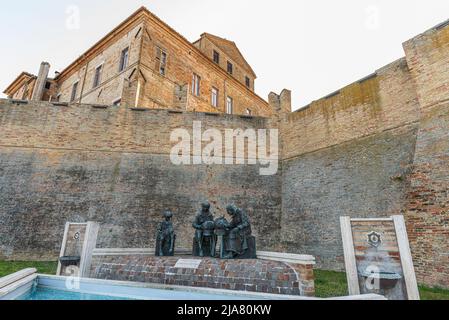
[{"left": 0, "top": 0, "right": 448, "bottom": 110}]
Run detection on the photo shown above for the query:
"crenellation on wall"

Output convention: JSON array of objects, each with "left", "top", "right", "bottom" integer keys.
[
  {"left": 282, "top": 58, "right": 420, "bottom": 160},
  {"left": 403, "top": 20, "right": 449, "bottom": 112}
]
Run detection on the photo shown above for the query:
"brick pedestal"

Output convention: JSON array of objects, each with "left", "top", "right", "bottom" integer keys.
[{"left": 90, "top": 255, "right": 315, "bottom": 296}]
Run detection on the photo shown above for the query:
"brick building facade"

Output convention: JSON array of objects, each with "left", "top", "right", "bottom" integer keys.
[{"left": 3, "top": 7, "right": 270, "bottom": 117}]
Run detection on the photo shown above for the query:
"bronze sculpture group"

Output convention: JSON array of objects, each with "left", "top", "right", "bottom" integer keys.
[{"left": 155, "top": 202, "right": 256, "bottom": 259}]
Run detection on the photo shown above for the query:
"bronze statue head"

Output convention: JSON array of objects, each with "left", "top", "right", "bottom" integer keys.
[
  {"left": 201, "top": 202, "right": 211, "bottom": 212},
  {"left": 163, "top": 210, "right": 173, "bottom": 220},
  {"left": 226, "top": 204, "right": 238, "bottom": 216}
]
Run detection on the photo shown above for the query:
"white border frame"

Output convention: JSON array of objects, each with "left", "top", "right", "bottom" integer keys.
[
  {"left": 56, "top": 222, "right": 70, "bottom": 276},
  {"left": 340, "top": 217, "right": 361, "bottom": 295},
  {"left": 393, "top": 215, "right": 420, "bottom": 300},
  {"left": 79, "top": 222, "right": 100, "bottom": 277},
  {"left": 56, "top": 222, "right": 99, "bottom": 277}
]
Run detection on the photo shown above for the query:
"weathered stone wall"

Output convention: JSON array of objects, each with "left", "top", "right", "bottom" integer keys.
[
  {"left": 279, "top": 55, "right": 421, "bottom": 269},
  {"left": 405, "top": 103, "right": 449, "bottom": 288},
  {"left": 279, "top": 22, "right": 448, "bottom": 289},
  {"left": 403, "top": 23, "right": 449, "bottom": 288},
  {"left": 281, "top": 125, "right": 418, "bottom": 269},
  {"left": 0, "top": 99, "right": 281, "bottom": 260},
  {"left": 282, "top": 58, "right": 420, "bottom": 160}
]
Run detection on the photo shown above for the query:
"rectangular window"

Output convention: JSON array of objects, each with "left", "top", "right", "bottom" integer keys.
[
  {"left": 93, "top": 65, "right": 102, "bottom": 88},
  {"left": 226, "top": 96, "right": 233, "bottom": 114},
  {"left": 156, "top": 47, "right": 167, "bottom": 76},
  {"left": 70, "top": 82, "right": 79, "bottom": 102},
  {"left": 245, "top": 76, "right": 251, "bottom": 88},
  {"left": 45, "top": 81, "right": 51, "bottom": 90},
  {"left": 227, "top": 62, "right": 233, "bottom": 74},
  {"left": 160, "top": 51, "right": 167, "bottom": 75},
  {"left": 119, "top": 47, "right": 129, "bottom": 72},
  {"left": 213, "top": 50, "right": 220, "bottom": 64},
  {"left": 211, "top": 87, "right": 218, "bottom": 108},
  {"left": 192, "top": 73, "right": 201, "bottom": 97}
]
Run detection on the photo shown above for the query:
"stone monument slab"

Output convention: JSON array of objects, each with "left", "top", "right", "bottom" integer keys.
[{"left": 340, "top": 216, "right": 420, "bottom": 300}]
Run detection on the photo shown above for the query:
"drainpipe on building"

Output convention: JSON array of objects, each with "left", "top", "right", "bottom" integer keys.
[
  {"left": 223, "top": 79, "right": 227, "bottom": 113},
  {"left": 135, "top": 80, "right": 141, "bottom": 107},
  {"left": 134, "top": 23, "right": 145, "bottom": 108}
]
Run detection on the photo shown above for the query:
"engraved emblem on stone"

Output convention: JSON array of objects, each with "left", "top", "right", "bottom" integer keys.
[
  {"left": 73, "top": 232, "right": 81, "bottom": 240},
  {"left": 367, "top": 231, "right": 382, "bottom": 248}
]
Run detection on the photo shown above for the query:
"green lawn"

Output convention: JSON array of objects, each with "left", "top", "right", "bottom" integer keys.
[
  {"left": 314, "top": 269, "right": 449, "bottom": 300},
  {"left": 0, "top": 261, "right": 57, "bottom": 278},
  {"left": 1, "top": 261, "right": 448, "bottom": 300},
  {"left": 418, "top": 285, "right": 449, "bottom": 300},
  {"left": 314, "top": 270, "right": 349, "bottom": 298}
]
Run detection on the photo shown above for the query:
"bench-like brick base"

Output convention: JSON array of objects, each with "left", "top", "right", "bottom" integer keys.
[{"left": 90, "top": 255, "right": 315, "bottom": 296}]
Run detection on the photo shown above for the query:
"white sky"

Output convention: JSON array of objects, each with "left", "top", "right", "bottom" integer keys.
[{"left": 0, "top": 0, "right": 448, "bottom": 110}]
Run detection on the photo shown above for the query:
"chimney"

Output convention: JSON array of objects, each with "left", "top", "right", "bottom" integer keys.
[
  {"left": 31, "top": 62, "right": 51, "bottom": 101},
  {"left": 269, "top": 89, "right": 292, "bottom": 122}
]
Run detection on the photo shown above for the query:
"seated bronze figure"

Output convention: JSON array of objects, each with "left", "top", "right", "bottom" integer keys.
[
  {"left": 219, "top": 205, "right": 257, "bottom": 259},
  {"left": 192, "top": 202, "right": 216, "bottom": 257},
  {"left": 192, "top": 202, "right": 256, "bottom": 259}
]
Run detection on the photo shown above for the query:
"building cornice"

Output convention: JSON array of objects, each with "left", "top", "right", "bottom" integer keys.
[{"left": 55, "top": 7, "right": 147, "bottom": 83}]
